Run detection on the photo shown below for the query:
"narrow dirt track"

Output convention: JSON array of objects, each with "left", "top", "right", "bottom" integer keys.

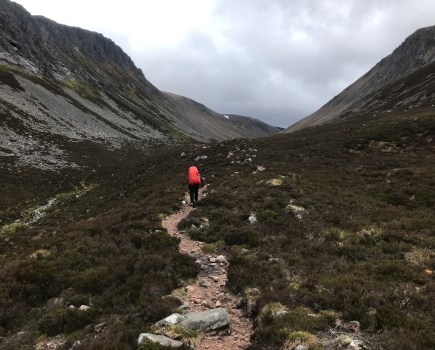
[{"left": 162, "top": 188, "right": 253, "bottom": 349}]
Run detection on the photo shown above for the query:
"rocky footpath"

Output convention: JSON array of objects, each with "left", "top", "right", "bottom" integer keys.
[{"left": 140, "top": 187, "right": 252, "bottom": 349}]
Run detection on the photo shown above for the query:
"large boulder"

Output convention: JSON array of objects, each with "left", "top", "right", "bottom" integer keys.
[
  {"left": 156, "top": 313, "right": 186, "bottom": 327},
  {"left": 138, "top": 333, "right": 184, "bottom": 348},
  {"left": 179, "top": 308, "right": 230, "bottom": 332}
]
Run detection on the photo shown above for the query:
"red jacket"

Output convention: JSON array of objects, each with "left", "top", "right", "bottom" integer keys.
[{"left": 188, "top": 166, "right": 201, "bottom": 185}]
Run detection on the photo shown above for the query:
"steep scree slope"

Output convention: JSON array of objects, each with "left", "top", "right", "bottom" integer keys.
[
  {"left": 0, "top": 0, "right": 278, "bottom": 170},
  {"left": 286, "top": 25, "right": 435, "bottom": 132}
]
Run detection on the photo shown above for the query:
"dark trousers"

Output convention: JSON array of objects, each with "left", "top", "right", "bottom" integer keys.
[{"left": 189, "top": 184, "right": 199, "bottom": 203}]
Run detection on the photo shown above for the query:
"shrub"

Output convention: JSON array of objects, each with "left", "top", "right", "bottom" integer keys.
[
  {"left": 75, "top": 266, "right": 111, "bottom": 294},
  {"left": 38, "top": 307, "right": 96, "bottom": 336}
]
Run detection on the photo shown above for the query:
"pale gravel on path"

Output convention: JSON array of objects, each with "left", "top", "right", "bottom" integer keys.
[{"left": 162, "top": 187, "right": 253, "bottom": 350}]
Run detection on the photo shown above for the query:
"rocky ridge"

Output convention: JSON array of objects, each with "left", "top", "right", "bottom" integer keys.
[{"left": 286, "top": 25, "right": 435, "bottom": 132}]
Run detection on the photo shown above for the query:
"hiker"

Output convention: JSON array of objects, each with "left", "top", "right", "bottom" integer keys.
[{"left": 188, "top": 165, "right": 201, "bottom": 206}]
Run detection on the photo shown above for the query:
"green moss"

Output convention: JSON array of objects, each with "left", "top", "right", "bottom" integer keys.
[
  {"left": 286, "top": 330, "right": 313, "bottom": 341},
  {"left": 259, "top": 302, "right": 288, "bottom": 320},
  {"left": 167, "top": 128, "right": 195, "bottom": 143},
  {"left": 0, "top": 221, "right": 25, "bottom": 234},
  {"left": 29, "top": 249, "right": 51, "bottom": 259},
  {"left": 320, "top": 227, "right": 352, "bottom": 242},
  {"left": 0, "top": 65, "right": 24, "bottom": 91},
  {"left": 61, "top": 79, "right": 100, "bottom": 100},
  {"left": 55, "top": 183, "right": 97, "bottom": 201},
  {"left": 200, "top": 243, "right": 216, "bottom": 254}
]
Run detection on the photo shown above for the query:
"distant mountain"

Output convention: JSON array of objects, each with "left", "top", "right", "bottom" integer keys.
[
  {"left": 285, "top": 25, "right": 435, "bottom": 132},
  {"left": 0, "top": 0, "right": 277, "bottom": 169},
  {"left": 162, "top": 93, "right": 280, "bottom": 140},
  {"left": 220, "top": 113, "right": 281, "bottom": 138}
]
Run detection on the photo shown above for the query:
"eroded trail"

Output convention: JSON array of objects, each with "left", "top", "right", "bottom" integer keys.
[{"left": 162, "top": 188, "right": 253, "bottom": 350}]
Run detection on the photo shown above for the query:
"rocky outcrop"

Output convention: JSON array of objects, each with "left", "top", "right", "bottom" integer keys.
[
  {"left": 140, "top": 309, "right": 230, "bottom": 348},
  {"left": 179, "top": 308, "right": 230, "bottom": 332},
  {"left": 286, "top": 25, "right": 435, "bottom": 132},
  {"left": 154, "top": 308, "right": 230, "bottom": 333}
]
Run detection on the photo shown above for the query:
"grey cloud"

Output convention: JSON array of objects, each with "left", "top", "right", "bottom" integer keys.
[{"left": 131, "top": 0, "right": 435, "bottom": 127}]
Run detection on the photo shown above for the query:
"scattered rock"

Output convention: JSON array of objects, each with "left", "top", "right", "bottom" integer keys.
[
  {"left": 216, "top": 255, "right": 226, "bottom": 263},
  {"left": 69, "top": 340, "right": 81, "bottom": 350},
  {"left": 46, "top": 297, "right": 64, "bottom": 308},
  {"left": 256, "top": 165, "right": 265, "bottom": 171},
  {"left": 94, "top": 322, "right": 106, "bottom": 333},
  {"left": 206, "top": 300, "right": 216, "bottom": 309},
  {"left": 179, "top": 303, "right": 190, "bottom": 311},
  {"left": 348, "top": 339, "right": 365, "bottom": 350},
  {"left": 138, "top": 333, "right": 184, "bottom": 348},
  {"left": 35, "top": 335, "right": 66, "bottom": 350},
  {"left": 199, "top": 217, "right": 209, "bottom": 228},
  {"left": 248, "top": 213, "right": 257, "bottom": 224},
  {"left": 295, "top": 345, "right": 309, "bottom": 350},
  {"left": 199, "top": 280, "right": 211, "bottom": 288},
  {"left": 285, "top": 200, "right": 308, "bottom": 219},
  {"left": 274, "top": 309, "right": 288, "bottom": 318},
  {"left": 210, "top": 276, "right": 220, "bottom": 282},
  {"left": 344, "top": 320, "right": 361, "bottom": 333}
]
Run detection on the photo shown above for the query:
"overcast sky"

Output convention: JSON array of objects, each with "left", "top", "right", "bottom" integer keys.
[{"left": 13, "top": 0, "right": 435, "bottom": 127}]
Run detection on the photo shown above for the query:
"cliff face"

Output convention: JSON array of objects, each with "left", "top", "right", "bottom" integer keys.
[
  {"left": 0, "top": 0, "right": 278, "bottom": 169},
  {"left": 285, "top": 26, "right": 435, "bottom": 132},
  {"left": 0, "top": 0, "right": 155, "bottom": 90}
]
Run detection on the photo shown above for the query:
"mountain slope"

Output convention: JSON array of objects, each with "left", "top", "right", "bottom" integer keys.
[
  {"left": 1, "top": 105, "right": 434, "bottom": 350},
  {"left": 163, "top": 93, "right": 281, "bottom": 140},
  {"left": 286, "top": 25, "right": 435, "bottom": 132},
  {"left": 0, "top": 0, "right": 277, "bottom": 170},
  {"left": 222, "top": 113, "right": 282, "bottom": 138}
]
